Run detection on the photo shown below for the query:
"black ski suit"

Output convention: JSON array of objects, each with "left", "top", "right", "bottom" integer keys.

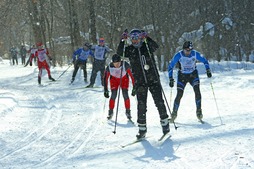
[{"left": 117, "top": 37, "right": 169, "bottom": 126}]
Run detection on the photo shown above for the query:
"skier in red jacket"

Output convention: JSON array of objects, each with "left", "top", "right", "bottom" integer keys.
[
  {"left": 103, "top": 54, "right": 135, "bottom": 120},
  {"left": 30, "top": 42, "right": 55, "bottom": 85}
]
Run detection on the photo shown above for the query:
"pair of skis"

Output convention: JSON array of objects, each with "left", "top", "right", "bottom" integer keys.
[
  {"left": 38, "top": 80, "right": 58, "bottom": 87},
  {"left": 169, "top": 118, "right": 205, "bottom": 124},
  {"left": 121, "top": 133, "right": 171, "bottom": 148}
]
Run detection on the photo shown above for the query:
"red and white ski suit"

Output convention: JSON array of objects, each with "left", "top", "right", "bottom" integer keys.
[
  {"left": 30, "top": 48, "right": 52, "bottom": 78},
  {"left": 104, "top": 61, "right": 135, "bottom": 110}
]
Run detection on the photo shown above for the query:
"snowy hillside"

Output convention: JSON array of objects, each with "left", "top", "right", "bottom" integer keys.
[{"left": 0, "top": 58, "right": 254, "bottom": 169}]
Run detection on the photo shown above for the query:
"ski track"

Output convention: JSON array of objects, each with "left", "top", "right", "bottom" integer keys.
[
  {"left": 33, "top": 99, "right": 100, "bottom": 167},
  {"left": 0, "top": 93, "right": 61, "bottom": 159},
  {"left": 0, "top": 68, "right": 102, "bottom": 168},
  {"left": 1, "top": 62, "right": 254, "bottom": 168},
  {"left": 32, "top": 70, "right": 105, "bottom": 168}
]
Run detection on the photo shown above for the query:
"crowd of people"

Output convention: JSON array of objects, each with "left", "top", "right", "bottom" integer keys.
[{"left": 10, "top": 29, "right": 212, "bottom": 139}]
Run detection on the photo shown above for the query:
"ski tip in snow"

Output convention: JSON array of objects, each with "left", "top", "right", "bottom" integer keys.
[
  {"left": 158, "top": 133, "right": 171, "bottom": 142},
  {"left": 128, "top": 119, "right": 135, "bottom": 125},
  {"left": 121, "top": 137, "right": 147, "bottom": 148}
]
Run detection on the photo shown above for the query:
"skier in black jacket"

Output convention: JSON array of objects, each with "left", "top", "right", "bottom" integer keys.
[{"left": 117, "top": 29, "right": 170, "bottom": 139}]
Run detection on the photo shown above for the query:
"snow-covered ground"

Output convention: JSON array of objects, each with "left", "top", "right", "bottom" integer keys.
[{"left": 0, "top": 58, "right": 254, "bottom": 169}]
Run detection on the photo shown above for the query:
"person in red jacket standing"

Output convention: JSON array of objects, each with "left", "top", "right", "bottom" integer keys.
[
  {"left": 30, "top": 42, "right": 55, "bottom": 85},
  {"left": 103, "top": 54, "right": 135, "bottom": 120}
]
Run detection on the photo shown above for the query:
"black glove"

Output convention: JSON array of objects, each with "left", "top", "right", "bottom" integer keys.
[
  {"left": 131, "top": 88, "right": 136, "bottom": 96},
  {"left": 140, "top": 31, "right": 148, "bottom": 39},
  {"left": 104, "top": 89, "right": 109, "bottom": 98},
  {"left": 206, "top": 69, "right": 212, "bottom": 78},
  {"left": 121, "top": 32, "right": 128, "bottom": 40},
  {"left": 29, "top": 62, "right": 32, "bottom": 66},
  {"left": 169, "top": 78, "right": 174, "bottom": 88}
]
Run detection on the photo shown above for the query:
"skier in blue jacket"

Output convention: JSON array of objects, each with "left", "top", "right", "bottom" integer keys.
[
  {"left": 168, "top": 41, "right": 212, "bottom": 122},
  {"left": 71, "top": 43, "right": 94, "bottom": 84}
]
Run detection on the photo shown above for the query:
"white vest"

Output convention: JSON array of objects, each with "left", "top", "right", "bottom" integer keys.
[{"left": 109, "top": 63, "right": 126, "bottom": 78}]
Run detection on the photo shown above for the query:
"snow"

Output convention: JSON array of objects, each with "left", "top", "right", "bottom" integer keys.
[{"left": 0, "top": 58, "right": 254, "bottom": 169}]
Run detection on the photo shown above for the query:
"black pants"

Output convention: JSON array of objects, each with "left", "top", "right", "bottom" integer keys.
[
  {"left": 21, "top": 56, "right": 26, "bottom": 65},
  {"left": 173, "top": 70, "right": 201, "bottom": 112},
  {"left": 12, "top": 56, "right": 18, "bottom": 65},
  {"left": 89, "top": 59, "right": 105, "bottom": 85},
  {"left": 136, "top": 81, "right": 168, "bottom": 125},
  {"left": 72, "top": 60, "right": 87, "bottom": 80}
]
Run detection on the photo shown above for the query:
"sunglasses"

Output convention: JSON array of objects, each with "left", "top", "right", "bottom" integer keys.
[
  {"left": 184, "top": 48, "right": 192, "bottom": 52},
  {"left": 130, "top": 33, "right": 140, "bottom": 40},
  {"left": 99, "top": 40, "right": 105, "bottom": 43}
]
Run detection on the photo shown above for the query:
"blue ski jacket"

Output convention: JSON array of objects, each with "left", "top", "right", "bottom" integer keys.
[
  {"left": 72, "top": 48, "right": 94, "bottom": 62},
  {"left": 168, "top": 50, "right": 210, "bottom": 78}
]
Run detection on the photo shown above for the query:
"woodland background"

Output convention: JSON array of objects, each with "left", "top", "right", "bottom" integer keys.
[{"left": 0, "top": 0, "right": 253, "bottom": 70}]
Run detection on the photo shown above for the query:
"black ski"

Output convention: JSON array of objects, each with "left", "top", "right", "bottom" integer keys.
[
  {"left": 128, "top": 119, "right": 135, "bottom": 125},
  {"left": 158, "top": 133, "right": 171, "bottom": 142},
  {"left": 199, "top": 119, "right": 205, "bottom": 124},
  {"left": 24, "top": 55, "right": 32, "bottom": 67},
  {"left": 71, "top": 86, "right": 102, "bottom": 90},
  {"left": 121, "top": 137, "right": 147, "bottom": 148}
]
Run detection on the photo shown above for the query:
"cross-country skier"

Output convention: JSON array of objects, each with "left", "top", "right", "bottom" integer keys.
[
  {"left": 30, "top": 42, "right": 55, "bottom": 85},
  {"left": 168, "top": 41, "right": 212, "bottom": 122},
  {"left": 86, "top": 38, "right": 112, "bottom": 88},
  {"left": 117, "top": 28, "right": 170, "bottom": 139},
  {"left": 103, "top": 54, "right": 135, "bottom": 120},
  {"left": 70, "top": 42, "right": 94, "bottom": 84}
]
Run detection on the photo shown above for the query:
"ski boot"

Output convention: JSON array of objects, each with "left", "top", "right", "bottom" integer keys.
[
  {"left": 196, "top": 109, "right": 203, "bottom": 120},
  {"left": 136, "top": 124, "right": 147, "bottom": 139},
  {"left": 49, "top": 75, "right": 55, "bottom": 81},
  {"left": 70, "top": 77, "right": 75, "bottom": 83},
  {"left": 107, "top": 109, "right": 113, "bottom": 120},
  {"left": 125, "top": 109, "right": 132, "bottom": 120},
  {"left": 86, "top": 83, "right": 94, "bottom": 88},
  {"left": 170, "top": 110, "right": 177, "bottom": 123},
  {"left": 38, "top": 77, "right": 41, "bottom": 85},
  {"left": 161, "top": 118, "right": 170, "bottom": 135}
]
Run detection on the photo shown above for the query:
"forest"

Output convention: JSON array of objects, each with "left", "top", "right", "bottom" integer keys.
[{"left": 0, "top": 0, "right": 253, "bottom": 70}]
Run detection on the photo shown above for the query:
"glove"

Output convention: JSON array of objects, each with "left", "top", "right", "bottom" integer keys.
[
  {"left": 104, "top": 89, "right": 109, "bottom": 98},
  {"left": 29, "top": 62, "right": 32, "bottom": 66},
  {"left": 169, "top": 78, "right": 174, "bottom": 88},
  {"left": 121, "top": 32, "right": 128, "bottom": 40},
  {"left": 140, "top": 31, "right": 148, "bottom": 39},
  {"left": 206, "top": 69, "right": 212, "bottom": 78},
  {"left": 131, "top": 88, "right": 136, "bottom": 96}
]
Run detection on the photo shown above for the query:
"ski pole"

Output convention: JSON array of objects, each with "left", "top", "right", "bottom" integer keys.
[
  {"left": 112, "top": 85, "right": 121, "bottom": 134},
  {"left": 112, "top": 34, "right": 128, "bottom": 134},
  {"left": 210, "top": 79, "right": 223, "bottom": 125},
  {"left": 170, "top": 87, "right": 173, "bottom": 106},
  {"left": 56, "top": 64, "right": 72, "bottom": 80},
  {"left": 144, "top": 38, "right": 178, "bottom": 130},
  {"left": 103, "top": 96, "right": 107, "bottom": 114}
]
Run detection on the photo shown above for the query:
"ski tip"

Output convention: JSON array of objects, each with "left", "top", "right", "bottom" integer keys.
[
  {"left": 158, "top": 133, "right": 171, "bottom": 141},
  {"left": 128, "top": 119, "right": 135, "bottom": 125}
]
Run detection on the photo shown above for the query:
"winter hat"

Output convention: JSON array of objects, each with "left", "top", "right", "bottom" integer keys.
[
  {"left": 183, "top": 41, "right": 193, "bottom": 50},
  {"left": 112, "top": 54, "right": 121, "bottom": 63},
  {"left": 36, "top": 42, "right": 43, "bottom": 47},
  {"left": 129, "top": 28, "right": 142, "bottom": 48},
  {"left": 84, "top": 42, "right": 90, "bottom": 47}
]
